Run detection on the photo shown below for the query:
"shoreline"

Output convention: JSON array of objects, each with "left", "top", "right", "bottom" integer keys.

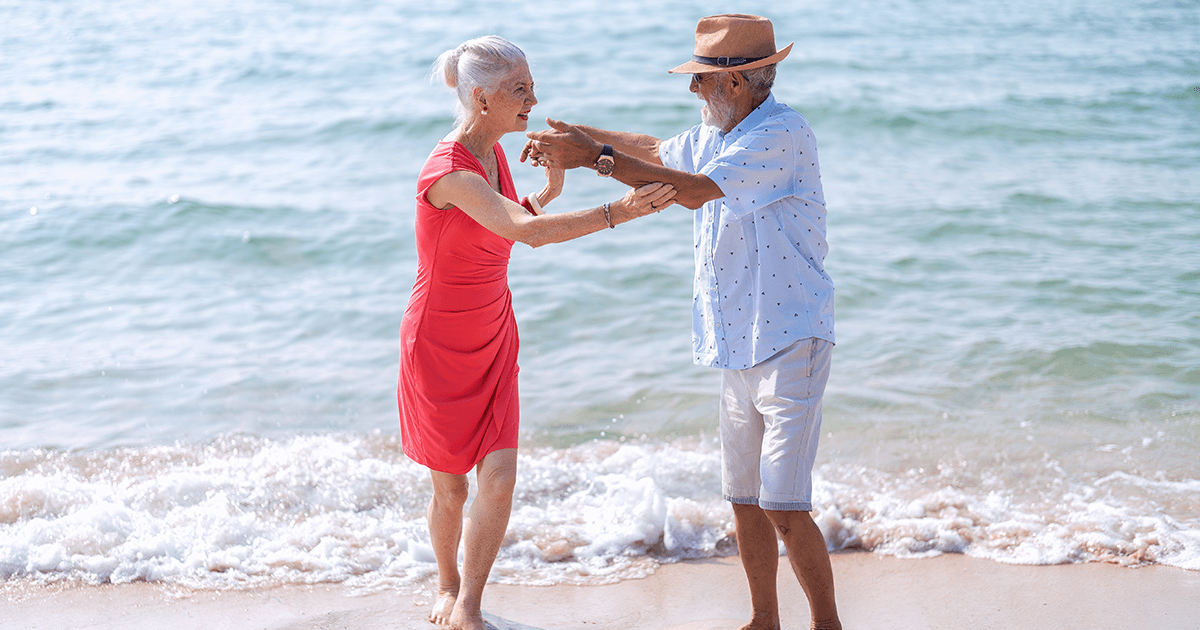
[{"left": 3, "top": 553, "right": 1198, "bottom": 630}]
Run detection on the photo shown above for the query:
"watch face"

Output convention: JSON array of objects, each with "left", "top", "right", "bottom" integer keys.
[{"left": 596, "top": 156, "right": 615, "bottom": 176}]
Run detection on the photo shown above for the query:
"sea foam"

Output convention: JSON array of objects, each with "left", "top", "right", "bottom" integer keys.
[{"left": 1, "top": 432, "right": 1196, "bottom": 590}]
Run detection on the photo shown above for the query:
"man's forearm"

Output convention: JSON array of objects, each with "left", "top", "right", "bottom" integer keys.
[
  {"left": 575, "top": 126, "right": 663, "bottom": 166},
  {"left": 525, "top": 119, "right": 720, "bottom": 209},
  {"left": 609, "top": 149, "right": 721, "bottom": 210}
]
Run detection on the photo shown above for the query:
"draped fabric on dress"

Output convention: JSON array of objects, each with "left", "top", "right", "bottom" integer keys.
[{"left": 398, "top": 141, "right": 521, "bottom": 475}]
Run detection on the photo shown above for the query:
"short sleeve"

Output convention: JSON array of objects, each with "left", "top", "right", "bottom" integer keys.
[
  {"left": 417, "top": 142, "right": 489, "bottom": 208},
  {"left": 659, "top": 126, "right": 704, "bottom": 174},
  {"left": 700, "top": 122, "right": 802, "bottom": 220}
]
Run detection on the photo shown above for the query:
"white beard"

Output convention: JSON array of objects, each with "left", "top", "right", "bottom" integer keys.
[{"left": 700, "top": 88, "right": 738, "bottom": 130}]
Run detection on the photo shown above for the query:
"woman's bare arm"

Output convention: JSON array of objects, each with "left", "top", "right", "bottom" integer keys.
[{"left": 425, "top": 171, "right": 676, "bottom": 248}]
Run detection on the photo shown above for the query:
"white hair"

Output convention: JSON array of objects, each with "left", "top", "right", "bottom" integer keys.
[
  {"left": 431, "top": 36, "right": 527, "bottom": 125},
  {"left": 741, "top": 64, "right": 777, "bottom": 98}
]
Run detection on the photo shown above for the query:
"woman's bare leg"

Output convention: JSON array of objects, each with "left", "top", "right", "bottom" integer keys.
[
  {"left": 449, "top": 448, "right": 518, "bottom": 630},
  {"left": 427, "top": 468, "right": 470, "bottom": 626}
]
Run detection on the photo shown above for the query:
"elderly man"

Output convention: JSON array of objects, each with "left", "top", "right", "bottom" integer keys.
[{"left": 523, "top": 13, "right": 841, "bottom": 630}]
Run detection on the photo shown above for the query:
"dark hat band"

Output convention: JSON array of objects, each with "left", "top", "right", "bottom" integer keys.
[{"left": 691, "top": 53, "right": 772, "bottom": 68}]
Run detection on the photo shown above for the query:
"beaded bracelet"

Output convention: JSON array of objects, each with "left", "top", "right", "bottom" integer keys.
[{"left": 527, "top": 193, "right": 544, "bottom": 215}]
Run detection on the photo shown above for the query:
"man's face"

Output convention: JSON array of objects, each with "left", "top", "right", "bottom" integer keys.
[{"left": 691, "top": 72, "right": 737, "bottom": 130}]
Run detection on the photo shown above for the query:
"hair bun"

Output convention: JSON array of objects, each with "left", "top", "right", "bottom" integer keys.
[{"left": 435, "top": 47, "right": 462, "bottom": 89}]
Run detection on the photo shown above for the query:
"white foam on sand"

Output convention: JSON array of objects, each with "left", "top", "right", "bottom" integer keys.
[{"left": 1, "top": 432, "right": 1197, "bottom": 590}]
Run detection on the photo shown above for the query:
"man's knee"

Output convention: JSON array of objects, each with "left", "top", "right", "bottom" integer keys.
[
  {"left": 763, "top": 508, "right": 814, "bottom": 535},
  {"left": 731, "top": 502, "right": 765, "bottom": 517}
]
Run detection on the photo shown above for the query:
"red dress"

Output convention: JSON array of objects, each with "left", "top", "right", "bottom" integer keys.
[{"left": 398, "top": 141, "right": 525, "bottom": 475}]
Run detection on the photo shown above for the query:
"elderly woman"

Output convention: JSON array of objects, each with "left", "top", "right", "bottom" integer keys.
[{"left": 398, "top": 36, "right": 674, "bottom": 630}]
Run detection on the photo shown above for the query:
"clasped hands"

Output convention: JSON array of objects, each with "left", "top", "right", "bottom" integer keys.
[
  {"left": 520, "top": 118, "right": 599, "bottom": 170},
  {"left": 520, "top": 118, "right": 676, "bottom": 215}
]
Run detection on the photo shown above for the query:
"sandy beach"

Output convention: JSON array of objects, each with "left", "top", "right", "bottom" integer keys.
[
  {"left": 3, "top": 553, "right": 1197, "bottom": 630},
  {"left": 7, "top": 4, "right": 1200, "bottom": 628}
]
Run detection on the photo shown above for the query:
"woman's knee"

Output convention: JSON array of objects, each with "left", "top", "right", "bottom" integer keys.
[
  {"left": 431, "top": 475, "right": 470, "bottom": 508},
  {"left": 475, "top": 452, "right": 517, "bottom": 498},
  {"left": 478, "top": 462, "right": 517, "bottom": 497}
]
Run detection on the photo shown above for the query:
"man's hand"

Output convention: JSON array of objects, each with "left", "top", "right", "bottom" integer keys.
[
  {"left": 520, "top": 118, "right": 603, "bottom": 170},
  {"left": 522, "top": 118, "right": 723, "bottom": 210}
]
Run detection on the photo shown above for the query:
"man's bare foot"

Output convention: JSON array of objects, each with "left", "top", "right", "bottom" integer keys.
[
  {"left": 429, "top": 589, "right": 457, "bottom": 627},
  {"left": 736, "top": 612, "right": 781, "bottom": 630}
]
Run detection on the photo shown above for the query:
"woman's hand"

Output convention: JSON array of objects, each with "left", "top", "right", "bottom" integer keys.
[
  {"left": 536, "top": 164, "right": 564, "bottom": 207},
  {"left": 522, "top": 119, "right": 601, "bottom": 170},
  {"left": 608, "top": 182, "right": 676, "bottom": 225},
  {"left": 521, "top": 139, "right": 544, "bottom": 166}
]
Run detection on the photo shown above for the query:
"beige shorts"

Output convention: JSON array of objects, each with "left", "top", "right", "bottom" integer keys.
[{"left": 720, "top": 337, "right": 832, "bottom": 512}]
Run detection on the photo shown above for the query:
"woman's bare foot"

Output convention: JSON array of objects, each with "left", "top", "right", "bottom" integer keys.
[
  {"left": 449, "top": 602, "right": 497, "bottom": 630},
  {"left": 429, "top": 589, "right": 457, "bottom": 627}
]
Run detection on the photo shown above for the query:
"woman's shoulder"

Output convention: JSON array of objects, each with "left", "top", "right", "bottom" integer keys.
[
  {"left": 420, "top": 141, "right": 482, "bottom": 180},
  {"left": 425, "top": 139, "right": 470, "bottom": 164}
]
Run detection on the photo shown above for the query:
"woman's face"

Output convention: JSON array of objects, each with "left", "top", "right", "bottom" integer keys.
[{"left": 484, "top": 62, "right": 537, "bottom": 132}]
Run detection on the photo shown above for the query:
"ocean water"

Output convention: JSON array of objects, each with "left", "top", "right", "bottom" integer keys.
[{"left": 3, "top": 0, "right": 1199, "bottom": 591}]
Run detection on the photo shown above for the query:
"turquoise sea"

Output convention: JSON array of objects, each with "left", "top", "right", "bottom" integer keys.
[{"left": 2, "top": 0, "right": 1198, "bottom": 590}]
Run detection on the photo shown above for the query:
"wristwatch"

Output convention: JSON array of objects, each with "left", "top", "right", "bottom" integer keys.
[{"left": 594, "top": 144, "right": 615, "bottom": 177}]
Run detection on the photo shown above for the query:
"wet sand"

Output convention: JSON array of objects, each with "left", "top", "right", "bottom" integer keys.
[{"left": 3, "top": 553, "right": 1197, "bottom": 630}]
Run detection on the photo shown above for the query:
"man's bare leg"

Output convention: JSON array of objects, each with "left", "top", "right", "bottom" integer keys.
[
  {"left": 448, "top": 448, "right": 518, "bottom": 630},
  {"left": 732, "top": 502, "right": 783, "bottom": 630},
  {"left": 427, "top": 469, "right": 470, "bottom": 626},
  {"left": 764, "top": 509, "right": 841, "bottom": 630}
]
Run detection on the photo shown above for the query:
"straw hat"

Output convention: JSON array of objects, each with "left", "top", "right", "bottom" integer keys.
[{"left": 669, "top": 14, "right": 793, "bottom": 75}]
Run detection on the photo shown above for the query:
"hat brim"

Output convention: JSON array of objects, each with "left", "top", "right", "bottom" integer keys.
[{"left": 668, "top": 42, "right": 793, "bottom": 74}]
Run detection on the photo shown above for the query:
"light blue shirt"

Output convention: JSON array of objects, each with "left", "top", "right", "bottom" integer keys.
[{"left": 660, "top": 93, "right": 835, "bottom": 370}]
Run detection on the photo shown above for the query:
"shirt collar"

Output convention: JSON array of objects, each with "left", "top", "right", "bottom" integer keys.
[{"left": 722, "top": 92, "right": 776, "bottom": 144}]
